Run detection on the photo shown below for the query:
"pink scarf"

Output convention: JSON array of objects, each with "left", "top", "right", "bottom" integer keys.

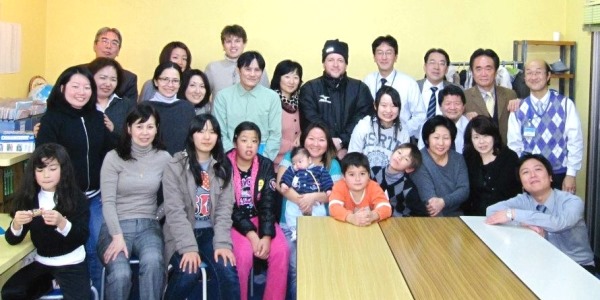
[{"left": 227, "top": 149, "right": 260, "bottom": 206}]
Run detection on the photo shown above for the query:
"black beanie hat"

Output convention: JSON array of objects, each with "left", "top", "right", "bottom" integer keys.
[{"left": 322, "top": 39, "right": 349, "bottom": 64}]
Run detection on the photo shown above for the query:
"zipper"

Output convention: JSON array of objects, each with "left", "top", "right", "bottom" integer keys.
[{"left": 80, "top": 117, "right": 91, "bottom": 192}]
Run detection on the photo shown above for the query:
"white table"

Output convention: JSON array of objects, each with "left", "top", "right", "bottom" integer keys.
[{"left": 461, "top": 216, "right": 600, "bottom": 300}]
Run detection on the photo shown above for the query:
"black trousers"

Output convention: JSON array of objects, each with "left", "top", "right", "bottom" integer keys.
[{"left": 1, "top": 260, "right": 91, "bottom": 300}]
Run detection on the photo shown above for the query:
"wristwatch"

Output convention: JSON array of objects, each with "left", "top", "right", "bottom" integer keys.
[{"left": 506, "top": 209, "right": 513, "bottom": 221}]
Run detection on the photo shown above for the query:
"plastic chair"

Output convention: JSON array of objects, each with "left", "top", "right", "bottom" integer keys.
[
  {"left": 164, "top": 262, "right": 208, "bottom": 300},
  {"left": 38, "top": 279, "right": 99, "bottom": 300}
]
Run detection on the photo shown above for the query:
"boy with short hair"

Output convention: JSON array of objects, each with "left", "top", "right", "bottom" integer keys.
[
  {"left": 329, "top": 152, "right": 392, "bottom": 226},
  {"left": 371, "top": 143, "right": 428, "bottom": 216},
  {"left": 281, "top": 147, "right": 333, "bottom": 240}
]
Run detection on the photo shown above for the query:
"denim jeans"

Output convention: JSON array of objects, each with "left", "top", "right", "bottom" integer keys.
[
  {"left": 164, "top": 228, "right": 240, "bottom": 300},
  {"left": 86, "top": 194, "right": 103, "bottom": 293},
  {"left": 97, "top": 218, "right": 165, "bottom": 300},
  {"left": 282, "top": 224, "right": 297, "bottom": 300},
  {"left": 1, "top": 261, "right": 90, "bottom": 300}
]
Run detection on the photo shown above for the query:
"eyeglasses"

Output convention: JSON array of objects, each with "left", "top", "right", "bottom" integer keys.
[
  {"left": 99, "top": 37, "right": 120, "bottom": 47},
  {"left": 427, "top": 60, "right": 447, "bottom": 67},
  {"left": 376, "top": 51, "right": 395, "bottom": 57},
  {"left": 158, "top": 77, "right": 180, "bottom": 85}
]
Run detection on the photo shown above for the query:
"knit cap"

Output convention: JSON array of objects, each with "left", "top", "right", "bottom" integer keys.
[{"left": 322, "top": 39, "right": 349, "bottom": 64}]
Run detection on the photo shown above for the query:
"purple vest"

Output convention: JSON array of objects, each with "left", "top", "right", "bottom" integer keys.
[{"left": 515, "top": 89, "right": 567, "bottom": 173}]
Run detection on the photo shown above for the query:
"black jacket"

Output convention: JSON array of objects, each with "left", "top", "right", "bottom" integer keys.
[
  {"left": 5, "top": 193, "right": 89, "bottom": 257},
  {"left": 300, "top": 73, "right": 374, "bottom": 148},
  {"left": 36, "top": 104, "right": 114, "bottom": 193},
  {"left": 230, "top": 153, "right": 280, "bottom": 238}
]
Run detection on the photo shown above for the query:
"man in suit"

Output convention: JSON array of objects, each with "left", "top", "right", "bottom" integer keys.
[
  {"left": 363, "top": 35, "right": 425, "bottom": 139},
  {"left": 464, "top": 48, "right": 517, "bottom": 144},
  {"left": 417, "top": 48, "right": 456, "bottom": 120},
  {"left": 91, "top": 27, "right": 138, "bottom": 101}
]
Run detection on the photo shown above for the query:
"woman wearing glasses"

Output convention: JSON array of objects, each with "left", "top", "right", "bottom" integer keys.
[{"left": 147, "top": 62, "right": 196, "bottom": 155}]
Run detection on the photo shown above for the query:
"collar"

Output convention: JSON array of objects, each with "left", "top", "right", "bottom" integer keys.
[
  {"left": 530, "top": 90, "right": 550, "bottom": 105},
  {"left": 424, "top": 79, "right": 444, "bottom": 90},
  {"left": 235, "top": 82, "right": 260, "bottom": 97},
  {"left": 477, "top": 85, "right": 496, "bottom": 98}
]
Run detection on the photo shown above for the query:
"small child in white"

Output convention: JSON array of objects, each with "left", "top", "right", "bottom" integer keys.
[{"left": 281, "top": 147, "right": 333, "bottom": 240}]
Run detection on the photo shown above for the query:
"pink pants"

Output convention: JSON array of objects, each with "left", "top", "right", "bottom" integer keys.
[{"left": 231, "top": 217, "right": 289, "bottom": 300}]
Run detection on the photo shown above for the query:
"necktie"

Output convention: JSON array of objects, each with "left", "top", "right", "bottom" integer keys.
[
  {"left": 427, "top": 87, "right": 438, "bottom": 119},
  {"left": 380, "top": 78, "right": 387, "bottom": 89},
  {"left": 536, "top": 204, "right": 547, "bottom": 213},
  {"left": 536, "top": 101, "right": 545, "bottom": 115},
  {"left": 485, "top": 92, "right": 494, "bottom": 117}
]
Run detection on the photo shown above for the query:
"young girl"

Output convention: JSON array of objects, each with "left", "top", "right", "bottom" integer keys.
[
  {"left": 1, "top": 143, "right": 90, "bottom": 300},
  {"left": 163, "top": 114, "right": 240, "bottom": 300},
  {"left": 228, "top": 122, "right": 289, "bottom": 300}
]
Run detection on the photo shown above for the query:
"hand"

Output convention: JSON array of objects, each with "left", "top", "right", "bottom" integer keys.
[
  {"left": 507, "top": 98, "right": 521, "bottom": 112},
  {"left": 293, "top": 135, "right": 301, "bottom": 147},
  {"left": 12, "top": 210, "right": 34, "bottom": 230},
  {"left": 485, "top": 210, "right": 511, "bottom": 225},
  {"left": 332, "top": 138, "right": 343, "bottom": 151},
  {"left": 246, "top": 231, "right": 261, "bottom": 255},
  {"left": 255, "top": 236, "right": 271, "bottom": 259},
  {"left": 562, "top": 175, "right": 576, "bottom": 194},
  {"left": 465, "top": 112, "right": 478, "bottom": 120},
  {"left": 336, "top": 148, "right": 348, "bottom": 160},
  {"left": 350, "top": 208, "right": 372, "bottom": 226},
  {"left": 426, "top": 197, "right": 445, "bottom": 217},
  {"left": 104, "top": 114, "right": 115, "bottom": 132},
  {"left": 214, "top": 248, "right": 236, "bottom": 266},
  {"left": 41, "top": 209, "right": 67, "bottom": 229},
  {"left": 280, "top": 184, "right": 290, "bottom": 194},
  {"left": 524, "top": 224, "right": 546, "bottom": 237},
  {"left": 103, "top": 234, "right": 129, "bottom": 264},
  {"left": 297, "top": 194, "right": 315, "bottom": 214},
  {"left": 33, "top": 123, "right": 41, "bottom": 138},
  {"left": 180, "top": 252, "right": 202, "bottom": 274}
]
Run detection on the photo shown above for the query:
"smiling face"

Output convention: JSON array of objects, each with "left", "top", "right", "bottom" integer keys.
[
  {"left": 440, "top": 95, "right": 465, "bottom": 123},
  {"left": 303, "top": 128, "right": 328, "bottom": 161},
  {"left": 234, "top": 129, "right": 259, "bottom": 163},
  {"left": 185, "top": 75, "right": 206, "bottom": 105},
  {"left": 323, "top": 53, "right": 347, "bottom": 79},
  {"left": 388, "top": 147, "right": 414, "bottom": 173},
  {"left": 62, "top": 74, "right": 92, "bottom": 109},
  {"left": 471, "top": 130, "right": 494, "bottom": 156},
  {"left": 373, "top": 43, "right": 397, "bottom": 74},
  {"left": 239, "top": 59, "right": 263, "bottom": 91},
  {"left": 193, "top": 120, "right": 218, "bottom": 158},
  {"left": 376, "top": 94, "right": 400, "bottom": 128},
  {"left": 154, "top": 67, "right": 180, "bottom": 98},
  {"left": 128, "top": 116, "right": 157, "bottom": 148},
  {"left": 424, "top": 52, "right": 448, "bottom": 85},
  {"left": 343, "top": 165, "right": 370, "bottom": 193},
  {"left": 93, "top": 31, "right": 121, "bottom": 59},
  {"left": 223, "top": 35, "right": 246, "bottom": 59},
  {"left": 472, "top": 55, "right": 497, "bottom": 90},
  {"left": 524, "top": 60, "right": 551, "bottom": 94},
  {"left": 93, "top": 66, "right": 118, "bottom": 100},
  {"left": 35, "top": 158, "right": 61, "bottom": 192},
  {"left": 519, "top": 158, "right": 552, "bottom": 196},
  {"left": 427, "top": 125, "right": 452, "bottom": 157},
  {"left": 279, "top": 71, "right": 300, "bottom": 98}
]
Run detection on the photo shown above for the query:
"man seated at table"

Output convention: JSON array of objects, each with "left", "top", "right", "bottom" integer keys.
[
  {"left": 329, "top": 152, "right": 392, "bottom": 226},
  {"left": 486, "top": 154, "right": 597, "bottom": 274}
]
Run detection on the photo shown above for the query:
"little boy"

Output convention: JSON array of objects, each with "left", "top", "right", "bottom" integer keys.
[
  {"left": 329, "top": 152, "right": 392, "bottom": 226},
  {"left": 281, "top": 147, "right": 333, "bottom": 240},
  {"left": 371, "top": 143, "right": 428, "bottom": 217}
]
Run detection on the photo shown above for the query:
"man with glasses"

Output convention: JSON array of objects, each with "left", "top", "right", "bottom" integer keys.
[
  {"left": 91, "top": 27, "right": 138, "bottom": 101},
  {"left": 363, "top": 35, "right": 425, "bottom": 139},
  {"left": 417, "top": 48, "right": 457, "bottom": 120},
  {"left": 507, "top": 59, "right": 583, "bottom": 194}
]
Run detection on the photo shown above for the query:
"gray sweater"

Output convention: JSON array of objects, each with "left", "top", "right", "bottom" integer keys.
[
  {"left": 100, "top": 143, "right": 171, "bottom": 235},
  {"left": 409, "top": 148, "right": 469, "bottom": 216}
]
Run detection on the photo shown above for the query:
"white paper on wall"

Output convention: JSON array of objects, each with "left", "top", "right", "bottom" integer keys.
[{"left": 0, "top": 22, "right": 22, "bottom": 74}]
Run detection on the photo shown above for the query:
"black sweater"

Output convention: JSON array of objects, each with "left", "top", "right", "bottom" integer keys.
[
  {"left": 36, "top": 105, "right": 114, "bottom": 193},
  {"left": 5, "top": 193, "right": 89, "bottom": 257}
]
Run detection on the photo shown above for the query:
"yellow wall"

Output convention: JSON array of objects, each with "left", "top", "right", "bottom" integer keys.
[
  {"left": 0, "top": 0, "right": 46, "bottom": 98},
  {"left": 0, "top": 0, "right": 593, "bottom": 198}
]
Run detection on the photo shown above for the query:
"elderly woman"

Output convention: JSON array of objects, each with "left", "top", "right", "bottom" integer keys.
[
  {"left": 178, "top": 69, "right": 212, "bottom": 115},
  {"left": 139, "top": 41, "right": 192, "bottom": 102},
  {"left": 88, "top": 57, "right": 134, "bottom": 138},
  {"left": 270, "top": 60, "right": 303, "bottom": 169},
  {"left": 463, "top": 115, "right": 521, "bottom": 216},
  {"left": 410, "top": 115, "right": 469, "bottom": 216},
  {"left": 213, "top": 51, "right": 282, "bottom": 161}
]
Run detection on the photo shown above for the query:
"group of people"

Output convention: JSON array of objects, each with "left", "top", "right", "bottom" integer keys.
[{"left": 1, "top": 22, "right": 596, "bottom": 300}]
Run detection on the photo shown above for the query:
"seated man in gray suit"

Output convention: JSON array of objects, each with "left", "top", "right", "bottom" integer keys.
[
  {"left": 417, "top": 48, "right": 457, "bottom": 121},
  {"left": 464, "top": 48, "right": 517, "bottom": 145}
]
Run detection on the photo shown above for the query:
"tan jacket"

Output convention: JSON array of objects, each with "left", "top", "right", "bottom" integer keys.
[
  {"left": 464, "top": 86, "right": 517, "bottom": 145},
  {"left": 162, "top": 151, "right": 235, "bottom": 265}
]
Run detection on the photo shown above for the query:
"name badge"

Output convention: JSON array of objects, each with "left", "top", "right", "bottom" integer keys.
[{"left": 524, "top": 125, "right": 536, "bottom": 137}]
